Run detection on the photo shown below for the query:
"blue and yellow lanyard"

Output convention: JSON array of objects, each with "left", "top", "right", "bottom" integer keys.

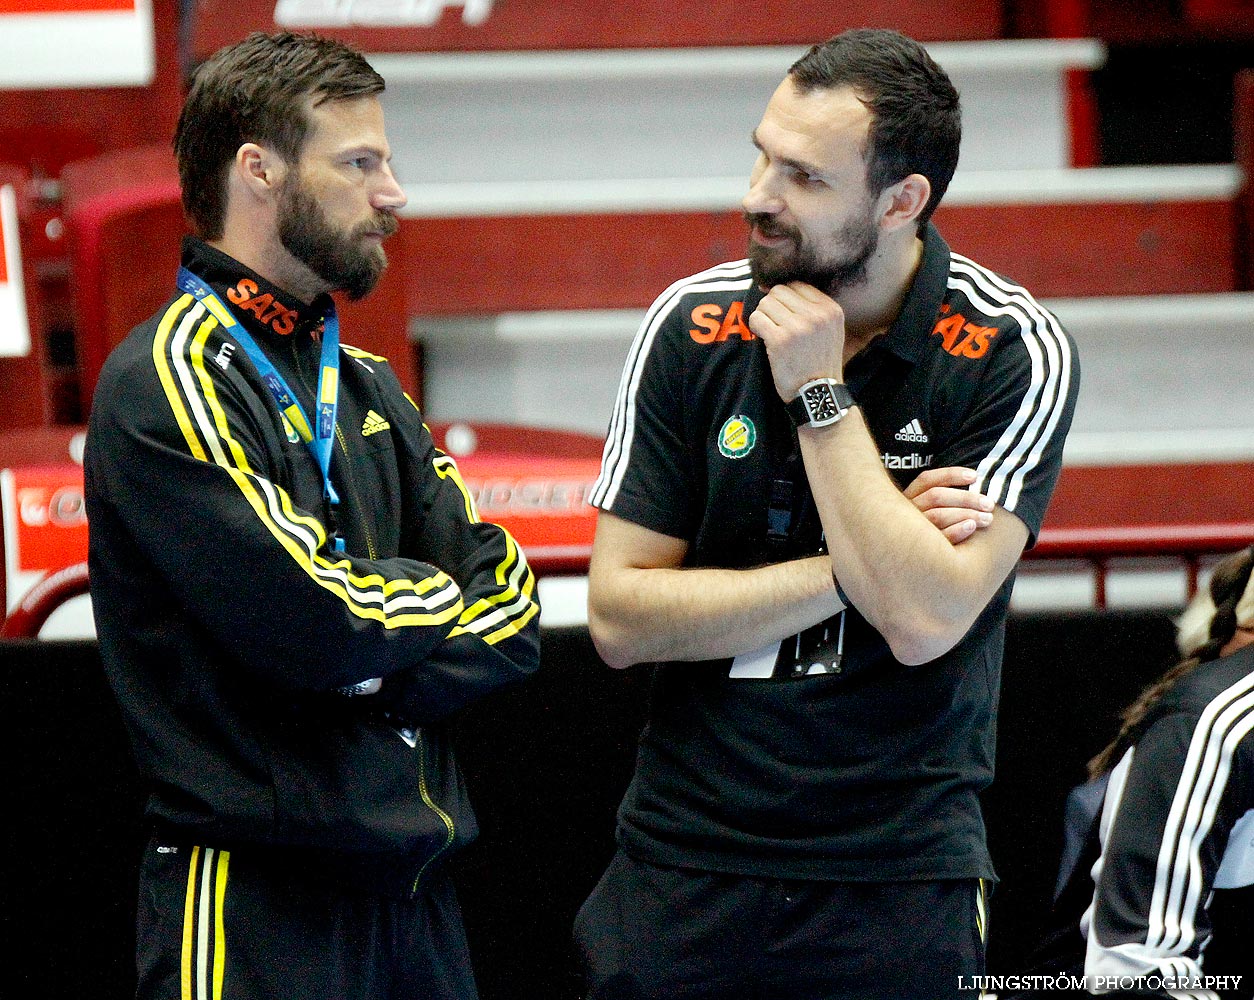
[{"left": 176, "top": 267, "right": 346, "bottom": 552}]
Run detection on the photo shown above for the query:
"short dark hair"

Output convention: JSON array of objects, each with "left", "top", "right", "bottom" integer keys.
[
  {"left": 789, "top": 28, "right": 961, "bottom": 229},
  {"left": 174, "top": 31, "right": 385, "bottom": 240}
]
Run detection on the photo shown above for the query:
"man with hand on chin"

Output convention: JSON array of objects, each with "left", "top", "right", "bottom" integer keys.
[
  {"left": 579, "top": 28, "right": 1078, "bottom": 999},
  {"left": 85, "top": 32, "right": 539, "bottom": 1000}
]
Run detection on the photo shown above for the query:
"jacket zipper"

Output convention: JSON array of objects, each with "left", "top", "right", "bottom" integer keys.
[
  {"left": 333, "top": 423, "right": 377, "bottom": 560},
  {"left": 411, "top": 728, "right": 456, "bottom": 895},
  {"left": 288, "top": 341, "right": 444, "bottom": 893}
]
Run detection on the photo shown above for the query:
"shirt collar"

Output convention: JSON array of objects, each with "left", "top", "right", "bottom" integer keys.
[
  {"left": 180, "top": 236, "right": 332, "bottom": 341},
  {"left": 871, "top": 222, "right": 951, "bottom": 365},
  {"left": 744, "top": 280, "right": 766, "bottom": 317}
]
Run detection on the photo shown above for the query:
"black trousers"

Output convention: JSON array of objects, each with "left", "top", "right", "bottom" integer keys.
[
  {"left": 574, "top": 850, "right": 989, "bottom": 1000},
  {"left": 135, "top": 837, "right": 478, "bottom": 1000}
]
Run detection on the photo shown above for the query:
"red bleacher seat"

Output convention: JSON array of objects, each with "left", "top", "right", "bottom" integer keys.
[
  {"left": 0, "top": 126, "right": 103, "bottom": 182},
  {"left": 59, "top": 144, "right": 184, "bottom": 416}
]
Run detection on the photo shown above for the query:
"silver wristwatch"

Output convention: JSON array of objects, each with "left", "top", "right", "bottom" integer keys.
[{"left": 785, "top": 378, "right": 856, "bottom": 428}]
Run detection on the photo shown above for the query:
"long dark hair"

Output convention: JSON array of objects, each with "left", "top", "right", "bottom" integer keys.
[{"left": 1087, "top": 545, "right": 1254, "bottom": 778}]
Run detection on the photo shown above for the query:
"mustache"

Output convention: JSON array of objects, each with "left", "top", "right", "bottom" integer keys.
[
  {"left": 743, "top": 212, "right": 794, "bottom": 241},
  {"left": 357, "top": 212, "right": 400, "bottom": 239}
]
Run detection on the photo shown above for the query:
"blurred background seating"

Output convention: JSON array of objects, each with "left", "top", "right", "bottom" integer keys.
[{"left": 2, "top": 1, "right": 1252, "bottom": 996}]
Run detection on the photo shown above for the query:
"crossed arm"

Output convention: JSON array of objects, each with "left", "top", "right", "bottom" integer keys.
[
  {"left": 589, "top": 269, "right": 1043, "bottom": 669},
  {"left": 587, "top": 464, "right": 1020, "bottom": 669},
  {"left": 748, "top": 281, "right": 1030, "bottom": 663}
]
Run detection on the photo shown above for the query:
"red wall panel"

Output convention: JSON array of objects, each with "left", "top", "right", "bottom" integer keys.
[
  {"left": 398, "top": 197, "right": 1237, "bottom": 317},
  {"left": 0, "top": 0, "right": 135, "bottom": 11},
  {"left": 936, "top": 199, "right": 1237, "bottom": 297},
  {"left": 1044, "top": 463, "right": 1254, "bottom": 535},
  {"left": 192, "top": 0, "right": 1002, "bottom": 59}
]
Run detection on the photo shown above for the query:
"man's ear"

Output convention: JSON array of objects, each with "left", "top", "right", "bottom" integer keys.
[
  {"left": 877, "top": 173, "right": 931, "bottom": 233},
  {"left": 233, "top": 143, "right": 288, "bottom": 203}
]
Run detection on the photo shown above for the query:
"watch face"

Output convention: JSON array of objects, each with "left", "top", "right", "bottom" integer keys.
[{"left": 804, "top": 383, "right": 840, "bottom": 422}]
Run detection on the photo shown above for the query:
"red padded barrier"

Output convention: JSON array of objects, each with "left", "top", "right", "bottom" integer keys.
[
  {"left": 0, "top": 422, "right": 599, "bottom": 633},
  {"left": 429, "top": 422, "right": 602, "bottom": 575},
  {"left": 0, "top": 425, "right": 86, "bottom": 615},
  {"left": 0, "top": 560, "right": 89, "bottom": 638},
  {"left": 2, "top": 435, "right": 1251, "bottom": 629}
]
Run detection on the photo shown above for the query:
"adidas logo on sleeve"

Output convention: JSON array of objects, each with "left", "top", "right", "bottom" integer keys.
[{"left": 895, "top": 419, "right": 929, "bottom": 443}]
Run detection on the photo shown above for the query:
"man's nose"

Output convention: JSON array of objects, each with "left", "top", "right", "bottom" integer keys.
[
  {"left": 373, "top": 161, "right": 408, "bottom": 212},
  {"left": 742, "top": 166, "right": 783, "bottom": 217}
]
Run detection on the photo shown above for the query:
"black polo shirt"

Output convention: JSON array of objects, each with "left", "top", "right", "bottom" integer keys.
[{"left": 591, "top": 225, "right": 1079, "bottom": 881}]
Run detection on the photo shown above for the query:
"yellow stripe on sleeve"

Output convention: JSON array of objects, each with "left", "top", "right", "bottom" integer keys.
[
  {"left": 434, "top": 455, "right": 479, "bottom": 524},
  {"left": 152, "top": 296, "right": 209, "bottom": 464},
  {"left": 449, "top": 534, "right": 539, "bottom": 644},
  {"left": 181, "top": 846, "right": 199, "bottom": 1000},
  {"left": 212, "top": 851, "right": 230, "bottom": 1000},
  {"left": 161, "top": 322, "right": 466, "bottom": 629}
]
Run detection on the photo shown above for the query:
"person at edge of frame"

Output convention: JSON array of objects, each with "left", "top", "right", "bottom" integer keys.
[
  {"left": 1004, "top": 546, "right": 1254, "bottom": 1000},
  {"left": 576, "top": 27, "right": 1079, "bottom": 1000},
  {"left": 83, "top": 31, "right": 541, "bottom": 1000}
]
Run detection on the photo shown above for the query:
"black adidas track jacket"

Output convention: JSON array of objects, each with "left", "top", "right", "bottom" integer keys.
[{"left": 85, "top": 238, "right": 540, "bottom": 897}]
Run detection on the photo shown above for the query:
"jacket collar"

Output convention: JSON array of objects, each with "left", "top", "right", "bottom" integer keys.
[{"left": 180, "top": 237, "right": 332, "bottom": 342}]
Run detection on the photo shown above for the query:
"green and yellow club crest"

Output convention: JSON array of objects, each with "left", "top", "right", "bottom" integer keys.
[{"left": 718, "top": 414, "right": 757, "bottom": 459}]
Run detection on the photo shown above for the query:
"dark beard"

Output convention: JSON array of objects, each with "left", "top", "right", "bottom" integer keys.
[
  {"left": 746, "top": 211, "right": 878, "bottom": 296},
  {"left": 277, "top": 182, "right": 398, "bottom": 301}
]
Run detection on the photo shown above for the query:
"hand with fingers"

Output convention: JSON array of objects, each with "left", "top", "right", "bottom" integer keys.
[
  {"left": 748, "top": 282, "right": 847, "bottom": 401},
  {"left": 904, "top": 466, "right": 996, "bottom": 545}
]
